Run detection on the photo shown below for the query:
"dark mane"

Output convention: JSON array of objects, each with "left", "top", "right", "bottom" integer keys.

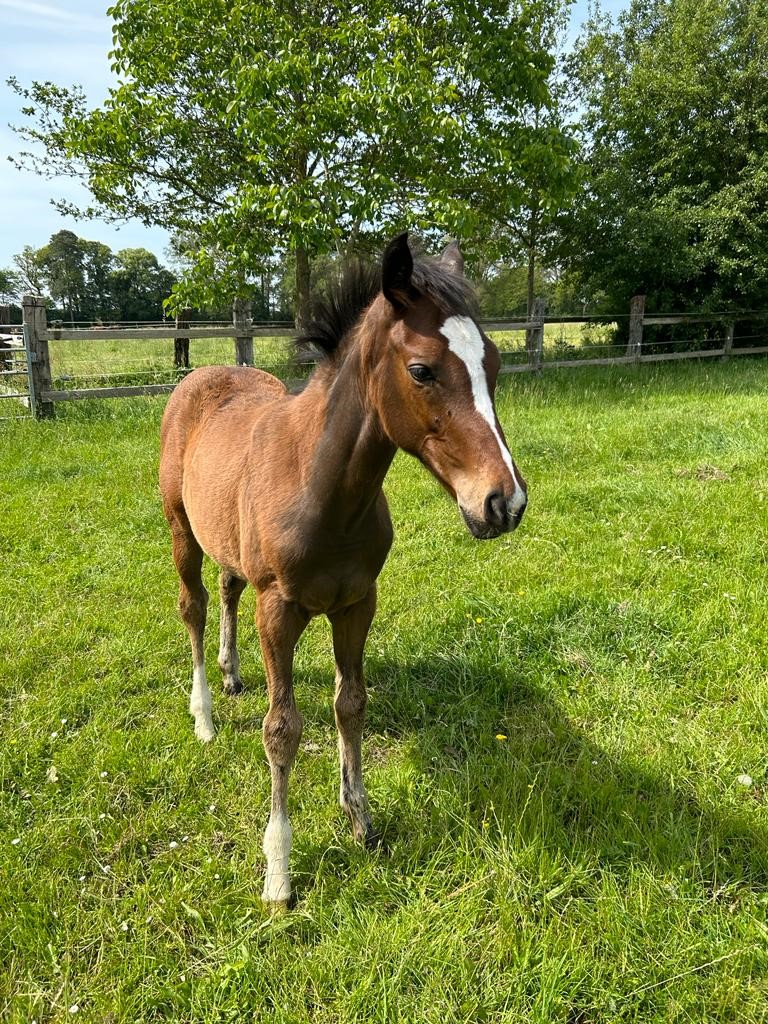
[
  {"left": 297, "top": 260, "right": 380, "bottom": 362},
  {"left": 296, "top": 250, "right": 479, "bottom": 366},
  {"left": 410, "top": 257, "right": 479, "bottom": 321}
]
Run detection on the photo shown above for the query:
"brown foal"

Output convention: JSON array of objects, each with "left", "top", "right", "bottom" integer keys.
[{"left": 159, "top": 233, "right": 527, "bottom": 907}]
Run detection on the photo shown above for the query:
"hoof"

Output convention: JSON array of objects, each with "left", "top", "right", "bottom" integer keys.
[
  {"left": 263, "top": 898, "right": 290, "bottom": 916},
  {"left": 364, "top": 826, "right": 383, "bottom": 852},
  {"left": 192, "top": 712, "right": 215, "bottom": 743},
  {"left": 223, "top": 677, "right": 243, "bottom": 696},
  {"left": 345, "top": 808, "right": 381, "bottom": 850},
  {"left": 194, "top": 722, "right": 215, "bottom": 743}
]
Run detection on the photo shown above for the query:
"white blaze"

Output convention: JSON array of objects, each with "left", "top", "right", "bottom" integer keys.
[{"left": 440, "top": 315, "right": 526, "bottom": 511}]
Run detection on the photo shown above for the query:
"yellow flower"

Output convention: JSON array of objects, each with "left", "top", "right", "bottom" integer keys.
[
  {"left": 495, "top": 734, "right": 507, "bottom": 741},
  {"left": 475, "top": 616, "right": 483, "bottom": 623}
]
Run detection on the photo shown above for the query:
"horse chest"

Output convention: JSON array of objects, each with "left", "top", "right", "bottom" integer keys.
[{"left": 269, "top": 524, "right": 392, "bottom": 615}]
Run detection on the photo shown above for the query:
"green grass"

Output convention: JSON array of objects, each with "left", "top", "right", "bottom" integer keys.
[
  {"left": 3, "top": 359, "right": 768, "bottom": 1022},
  {"left": 47, "top": 335, "right": 297, "bottom": 388}
]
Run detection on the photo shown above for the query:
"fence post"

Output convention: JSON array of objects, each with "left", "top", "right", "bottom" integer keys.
[
  {"left": 723, "top": 322, "right": 735, "bottom": 360},
  {"left": 22, "top": 294, "right": 54, "bottom": 419},
  {"left": 233, "top": 298, "right": 253, "bottom": 366},
  {"left": 627, "top": 294, "right": 645, "bottom": 361},
  {"left": 526, "top": 297, "right": 545, "bottom": 371},
  {"left": 174, "top": 308, "right": 192, "bottom": 369}
]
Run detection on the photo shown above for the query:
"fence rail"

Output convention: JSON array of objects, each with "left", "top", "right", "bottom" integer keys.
[
  {"left": 14, "top": 294, "right": 768, "bottom": 419},
  {"left": 46, "top": 326, "right": 296, "bottom": 341}
]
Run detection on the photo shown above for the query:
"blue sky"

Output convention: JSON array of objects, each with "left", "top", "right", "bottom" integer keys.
[{"left": 0, "top": 0, "right": 627, "bottom": 271}]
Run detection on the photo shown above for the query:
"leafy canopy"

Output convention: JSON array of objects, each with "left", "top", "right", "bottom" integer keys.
[
  {"left": 561, "top": 0, "right": 768, "bottom": 313},
  {"left": 10, "top": 0, "right": 577, "bottom": 314}
]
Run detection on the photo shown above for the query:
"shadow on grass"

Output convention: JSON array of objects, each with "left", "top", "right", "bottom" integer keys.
[{"left": 288, "top": 651, "right": 768, "bottom": 898}]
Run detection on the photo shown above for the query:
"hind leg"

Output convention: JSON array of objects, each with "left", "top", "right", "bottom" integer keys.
[
  {"left": 171, "top": 522, "right": 213, "bottom": 742},
  {"left": 218, "top": 570, "right": 247, "bottom": 695}
]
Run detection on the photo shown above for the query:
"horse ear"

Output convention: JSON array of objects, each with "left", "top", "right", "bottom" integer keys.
[
  {"left": 382, "top": 232, "right": 414, "bottom": 310},
  {"left": 440, "top": 240, "right": 464, "bottom": 276}
]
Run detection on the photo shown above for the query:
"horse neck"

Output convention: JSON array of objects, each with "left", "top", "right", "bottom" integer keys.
[{"left": 295, "top": 329, "right": 395, "bottom": 527}]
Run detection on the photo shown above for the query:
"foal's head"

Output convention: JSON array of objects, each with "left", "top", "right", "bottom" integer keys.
[{"left": 370, "top": 233, "right": 527, "bottom": 539}]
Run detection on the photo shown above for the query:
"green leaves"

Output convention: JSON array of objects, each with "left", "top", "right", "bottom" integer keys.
[
  {"left": 11, "top": 0, "right": 576, "bottom": 318},
  {"left": 27, "top": 232, "right": 175, "bottom": 322},
  {"left": 562, "top": 0, "right": 768, "bottom": 313}
]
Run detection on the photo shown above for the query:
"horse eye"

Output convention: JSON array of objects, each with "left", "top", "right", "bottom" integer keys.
[{"left": 408, "top": 364, "right": 435, "bottom": 384}]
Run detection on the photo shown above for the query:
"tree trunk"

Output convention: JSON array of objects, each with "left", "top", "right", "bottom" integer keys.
[
  {"left": 295, "top": 245, "right": 311, "bottom": 332},
  {"left": 526, "top": 243, "right": 536, "bottom": 324}
]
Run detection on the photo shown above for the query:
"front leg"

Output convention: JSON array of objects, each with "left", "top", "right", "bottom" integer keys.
[
  {"left": 329, "top": 587, "right": 378, "bottom": 849},
  {"left": 257, "top": 586, "right": 309, "bottom": 909}
]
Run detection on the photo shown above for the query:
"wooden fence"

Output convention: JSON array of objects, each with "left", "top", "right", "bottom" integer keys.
[{"left": 15, "top": 294, "right": 768, "bottom": 419}]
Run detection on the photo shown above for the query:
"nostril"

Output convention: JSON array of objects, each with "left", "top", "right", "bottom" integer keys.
[{"left": 484, "top": 490, "right": 508, "bottom": 530}]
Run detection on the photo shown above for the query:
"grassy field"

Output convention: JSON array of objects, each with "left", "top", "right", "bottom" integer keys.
[
  {"left": 47, "top": 335, "right": 297, "bottom": 388},
  {"left": 38, "top": 321, "right": 617, "bottom": 391},
  {"left": 2, "top": 359, "right": 768, "bottom": 1022}
]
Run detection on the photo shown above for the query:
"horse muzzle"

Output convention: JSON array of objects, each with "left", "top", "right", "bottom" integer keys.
[{"left": 460, "top": 488, "right": 527, "bottom": 540}]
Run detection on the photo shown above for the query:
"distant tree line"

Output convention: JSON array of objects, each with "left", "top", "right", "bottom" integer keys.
[
  {"left": 0, "top": 229, "right": 299, "bottom": 324},
  {"left": 1, "top": 230, "right": 176, "bottom": 323}
]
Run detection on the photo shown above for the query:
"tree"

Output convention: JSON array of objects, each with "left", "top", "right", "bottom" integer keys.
[
  {"left": 456, "top": 1, "right": 580, "bottom": 320},
  {"left": 36, "top": 229, "right": 86, "bottom": 321},
  {"left": 109, "top": 247, "right": 176, "bottom": 320},
  {"left": 0, "top": 268, "right": 21, "bottom": 305},
  {"left": 12, "top": 246, "right": 45, "bottom": 296},
  {"left": 12, "top": 234, "right": 175, "bottom": 321},
  {"left": 477, "top": 264, "right": 554, "bottom": 318},
  {"left": 11, "top": 0, "right": 576, "bottom": 326},
  {"left": 81, "top": 240, "right": 116, "bottom": 320},
  {"left": 560, "top": 0, "right": 768, "bottom": 314}
]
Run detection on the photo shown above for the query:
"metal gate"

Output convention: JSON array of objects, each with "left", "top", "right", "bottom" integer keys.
[{"left": 0, "top": 325, "right": 34, "bottom": 420}]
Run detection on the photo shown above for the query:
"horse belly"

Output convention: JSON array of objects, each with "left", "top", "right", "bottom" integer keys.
[{"left": 183, "top": 441, "right": 248, "bottom": 575}]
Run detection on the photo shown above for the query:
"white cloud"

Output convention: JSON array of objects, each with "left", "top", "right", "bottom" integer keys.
[{"left": 0, "top": 0, "right": 108, "bottom": 35}]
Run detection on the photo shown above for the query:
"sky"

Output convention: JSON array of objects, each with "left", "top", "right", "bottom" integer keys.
[{"left": 0, "top": 0, "right": 628, "bottom": 273}]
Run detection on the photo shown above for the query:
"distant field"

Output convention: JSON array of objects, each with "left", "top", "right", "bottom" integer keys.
[
  {"left": 48, "top": 334, "right": 296, "bottom": 387},
  {"left": 3, "top": 359, "right": 768, "bottom": 1022},
  {"left": 45, "top": 322, "right": 620, "bottom": 388}
]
